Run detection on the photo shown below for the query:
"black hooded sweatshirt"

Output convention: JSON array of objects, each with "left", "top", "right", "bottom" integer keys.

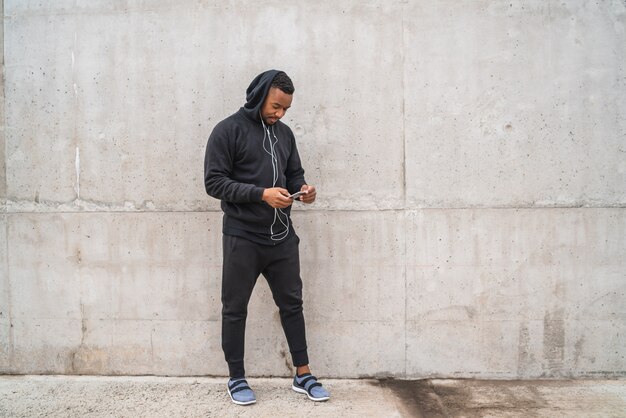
[{"left": 204, "top": 70, "right": 307, "bottom": 245}]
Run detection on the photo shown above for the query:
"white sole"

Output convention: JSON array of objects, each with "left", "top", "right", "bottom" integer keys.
[
  {"left": 228, "top": 388, "right": 256, "bottom": 406},
  {"left": 292, "top": 384, "right": 330, "bottom": 402}
]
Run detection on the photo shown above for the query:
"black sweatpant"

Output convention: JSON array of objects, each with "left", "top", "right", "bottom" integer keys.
[{"left": 221, "top": 233, "right": 309, "bottom": 378}]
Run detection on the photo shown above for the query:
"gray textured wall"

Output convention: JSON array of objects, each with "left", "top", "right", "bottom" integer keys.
[{"left": 1, "top": 0, "right": 625, "bottom": 378}]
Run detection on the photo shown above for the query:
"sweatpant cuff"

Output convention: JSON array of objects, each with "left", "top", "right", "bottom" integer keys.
[
  {"left": 291, "top": 349, "right": 309, "bottom": 367},
  {"left": 228, "top": 362, "right": 245, "bottom": 378}
]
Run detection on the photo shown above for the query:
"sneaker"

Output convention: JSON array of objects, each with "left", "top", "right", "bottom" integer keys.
[
  {"left": 227, "top": 377, "right": 256, "bottom": 406},
  {"left": 292, "top": 373, "right": 330, "bottom": 402}
]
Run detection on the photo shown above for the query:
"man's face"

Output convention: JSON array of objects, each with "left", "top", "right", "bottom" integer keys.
[{"left": 261, "top": 87, "right": 293, "bottom": 125}]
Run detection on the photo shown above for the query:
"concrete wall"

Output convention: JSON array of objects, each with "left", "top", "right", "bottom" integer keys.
[{"left": 1, "top": 0, "right": 625, "bottom": 378}]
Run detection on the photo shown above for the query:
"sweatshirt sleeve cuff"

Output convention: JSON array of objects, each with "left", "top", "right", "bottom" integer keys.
[
  {"left": 252, "top": 187, "right": 265, "bottom": 202},
  {"left": 294, "top": 182, "right": 306, "bottom": 194}
]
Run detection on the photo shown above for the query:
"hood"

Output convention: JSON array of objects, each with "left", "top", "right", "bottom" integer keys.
[{"left": 242, "top": 69, "right": 282, "bottom": 122}]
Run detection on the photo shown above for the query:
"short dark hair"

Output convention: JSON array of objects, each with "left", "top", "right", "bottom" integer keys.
[{"left": 271, "top": 72, "right": 295, "bottom": 95}]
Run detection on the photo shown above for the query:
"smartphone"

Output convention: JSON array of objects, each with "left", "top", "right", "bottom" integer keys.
[{"left": 288, "top": 190, "right": 307, "bottom": 199}]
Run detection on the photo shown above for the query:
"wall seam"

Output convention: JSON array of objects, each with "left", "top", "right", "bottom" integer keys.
[
  {"left": 2, "top": 206, "right": 626, "bottom": 215},
  {"left": 1, "top": 0, "right": 14, "bottom": 372},
  {"left": 400, "top": 0, "right": 408, "bottom": 378}
]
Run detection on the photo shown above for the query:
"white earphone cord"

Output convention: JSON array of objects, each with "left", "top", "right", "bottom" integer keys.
[{"left": 261, "top": 114, "right": 290, "bottom": 241}]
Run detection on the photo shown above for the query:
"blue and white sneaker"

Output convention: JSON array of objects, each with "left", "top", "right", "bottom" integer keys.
[
  {"left": 227, "top": 377, "right": 256, "bottom": 405},
  {"left": 292, "top": 373, "right": 330, "bottom": 402}
]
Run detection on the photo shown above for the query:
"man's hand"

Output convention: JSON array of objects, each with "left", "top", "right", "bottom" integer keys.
[
  {"left": 262, "top": 187, "right": 293, "bottom": 208},
  {"left": 299, "top": 184, "right": 316, "bottom": 204}
]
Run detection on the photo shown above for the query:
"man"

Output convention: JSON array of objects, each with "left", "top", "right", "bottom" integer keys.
[{"left": 204, "top": 70, "right": 330, "bottom": 405}]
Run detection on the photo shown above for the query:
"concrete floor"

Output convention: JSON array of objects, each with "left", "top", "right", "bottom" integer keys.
[{"left": 1, "top": 376, "right": 625, "bottom": 417}]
